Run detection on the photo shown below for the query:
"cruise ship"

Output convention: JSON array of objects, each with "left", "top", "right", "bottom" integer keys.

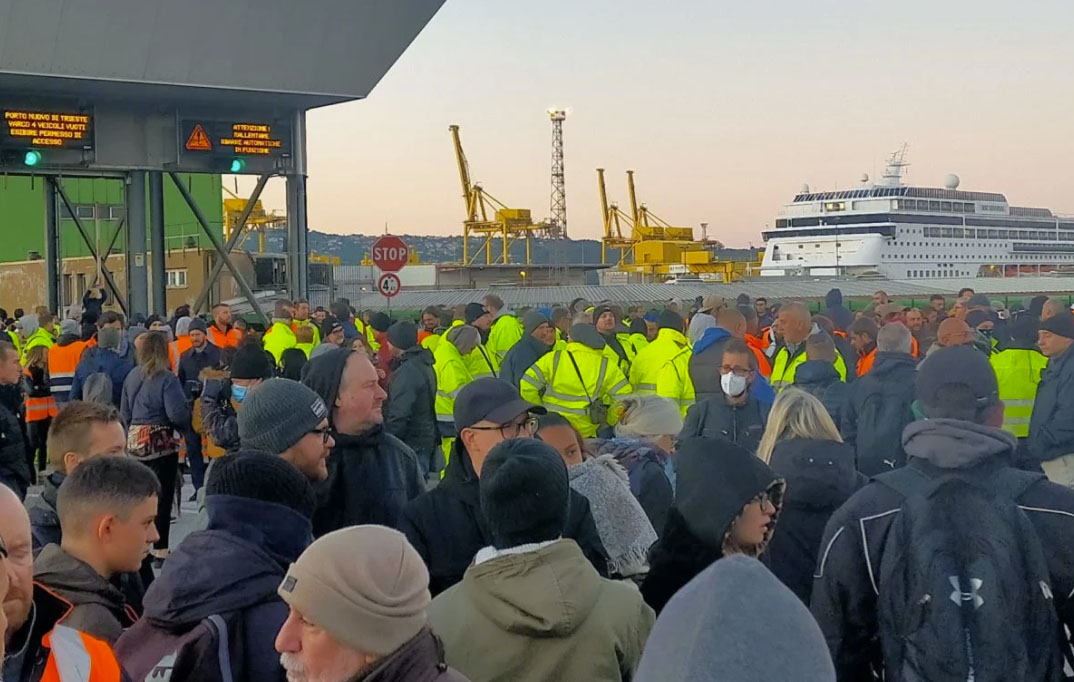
[{"left": 759, "top": 147, "right": 1074, "bottom": 279}]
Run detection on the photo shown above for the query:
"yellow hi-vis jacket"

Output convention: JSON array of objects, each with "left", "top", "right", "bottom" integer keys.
[
  {"left": 434, "top": 339, "right": 473, "bottom": 459},
  {"left": 7, "top": 330, "right": 22, "bottom": 359},
  {"left": 629, "top": 328, "right": 690, "bottom": 395},
  {"left": 770, "top": 344, "right": 847, "bottom": 392},
  {"left": 656, "top": 347, "right": 695, "bottom": 416},
  {"left": 623, "top": 333, "right": 649, "bottom": 364},
  {"left": 990, "top": 347, "right": 1047, "bottom": 438},
  {"left": 487, "top": 313, "right": 524, "bottom": 363},
  {"left": 263, "top": 321, "right": 297, "bottom": 366},
  {"left": 292, "top": 318, "right": 321, "bottom": 346},
  {"left": 520, "top": 342, "right": 633, "bottom": 437},
  {"left": 465, "top": 343, "right": 500, "bottom": 380},
  {"left": 22, "top": 327, "right": 55, "bottom": 364}
]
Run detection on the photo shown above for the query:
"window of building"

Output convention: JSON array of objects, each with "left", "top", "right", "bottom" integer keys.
[
  {"left": 109, "top": 205, "right": 125, "bottom": 220},
  {"left": 75, "top": 205, "right": 96, "bottom": 219},
  {"left": 166, "top": 269, "right": 188, "bottom": 289},
  {"left": 62, "top": 274, "right": 72, "bottom": 306},
  {"left": 75, "top": 273, "right": 86, "bottom": 297}
]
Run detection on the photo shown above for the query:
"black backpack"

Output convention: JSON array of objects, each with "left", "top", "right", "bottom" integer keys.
[
  {"left": 116, "top": 611, "right": 247, "bottom": 682},
  {"left": 874, "top": 466, "right": 1064, "bottom": 682},
  {"left": 852, "top": 382, "right": 914, "bottom": 475}
]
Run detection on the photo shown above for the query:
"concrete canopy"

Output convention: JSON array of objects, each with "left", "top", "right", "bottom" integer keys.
[{"left": 0, "top": 0, "right": 446, "bottom": 108}]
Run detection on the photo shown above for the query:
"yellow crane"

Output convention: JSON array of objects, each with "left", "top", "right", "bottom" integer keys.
[
  {"left": 223, "top": 184, "right": 286, "bottom": 252},
  {"left": 598, "top": 168, "right": 638, "bottom": 266},
  {"left": 450, "top": 124, "right": 549, "bottom": 265}
]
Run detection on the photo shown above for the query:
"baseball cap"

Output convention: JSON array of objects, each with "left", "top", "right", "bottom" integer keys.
[
  {"left": 916, "top": 345, "right": 999, "bottom": 409},
  {"left": 453, "top": 378, "right": 546, "bottom": 431},
  {"left": 876, "top": 303, "right": 905, "bottom": 318},
  {"left": 699, "top": 295, "right": 725, "bottom": 314}
]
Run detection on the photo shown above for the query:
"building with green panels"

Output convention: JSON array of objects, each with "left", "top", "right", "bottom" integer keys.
[{"left": 0, "top": 174, "right": 223, "bottom": 262}]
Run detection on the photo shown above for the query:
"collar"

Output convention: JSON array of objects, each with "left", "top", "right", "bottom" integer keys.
[
  {"left": 474, "top": 540, "right": 558, "bottom": 565},
  {"left": 5, "top": 600, "right": 36, "bottom": 661}
]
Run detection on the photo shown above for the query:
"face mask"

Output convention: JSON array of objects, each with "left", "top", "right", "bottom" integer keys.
[
  {"left": 231, "top": 384, "right": 248, "bottom": 403},
  {"left": 721, "top": 372, "right": 748, "bottom": 397}
]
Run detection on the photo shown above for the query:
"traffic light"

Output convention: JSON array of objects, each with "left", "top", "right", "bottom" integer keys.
[
  {"left": 229, "top": 158, "right": 246, "bottom": 173},
  {"left": 23, "top": 150, "right": 42, "bottom": 167}
]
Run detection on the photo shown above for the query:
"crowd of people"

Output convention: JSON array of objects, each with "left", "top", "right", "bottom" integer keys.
[{"left": 0, "top": 284, "right": 1073, "bottom": 681}]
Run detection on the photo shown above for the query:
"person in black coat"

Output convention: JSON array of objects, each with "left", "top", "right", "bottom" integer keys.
[
  {"left": 682, "top": 338, "right": 769, "bottom": 454},
  {"left": 824, "top": 288, "right": 854, "bottom": 333},
  {"left": 499, "top": 311, "right": 556, "bottom": 388},
  {"left": 0, "top": 340, "right": 29, "bottom": 499},
  {"left": 399, "top": 378, "right": 610, "bottom": 596},
  {"left": 383, "top": 321, "right": 440, "bottom": 478},
  {"left": 301, "top": 347, "right": 425, "bottom": 536},
  {"left": 176, "top": 318, "right": 222, "bottom": 492},
  {"left": 641, "top": 437, "right": 784, "bottom": 614},
  {"left": 841, "top": 322, "right": 918, "bottom": 475},
  {"left": 793, "top": 333, "right": 851, "bottom": 426}
]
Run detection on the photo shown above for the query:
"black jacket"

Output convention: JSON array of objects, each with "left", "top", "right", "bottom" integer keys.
[
  {"left": 176, "top": 343, "right": 222, "bottom": 399},
  {"left": 641, "top": 437, "right": 784, "bottom": 614},
  {"left": 841, "top": 351, "right": 917, "bottom": 475},
  {"left": 200, "top": 378, "right": 241, "bottom": 455},
  {"left": 399, "top": 442, "right": 610, "bottom": 597},
  {"left": 27, "top": 471, "right": 63, "bottom": 550},
  {"left": 588, "top": 438, "right": 674, "bottom": 536},
  {"left": 811, "top": 419, "right": 1074, "bottom": 681},
  {"left": 764, "top": 438, "right": 864, "bottom": 604},
  {"left": 824, "top": 289, "right": 854, "bottom": 332},
  {"left": 115, "top": 494, "right": 311, "bottom": 682},
  {"left": 1029, "top": 344, "right": 1074, "bottom": 464},
  {"left": 794, "top": 360, "right": 850, "bottom": 426},
  {"left": 681, "top": 394, "right": 769, "bottom": 455},
  {"left": 384, "top": 346, "right": 439, "bottom": 462},
  {"left": 0, "top": 395, "right": 29, "bottom": 500},
  {"left": 500, "top": 334, "right": 551, "bottom": 388}
]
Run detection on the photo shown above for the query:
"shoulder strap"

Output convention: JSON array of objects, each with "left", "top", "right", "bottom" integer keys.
[
  {"left": 873, "top": 465, "right": 932, "bottom": 499},
  {"left": 477, "top": 346, "right": 497, "bottom": 378},
  {"left": 989, "top": 468, "right": 1046, "bottom": 502},
  {"left": 206, "top": 614, "right": 235, "bottom": 682},
  {"left": 566, "top": 351, "right": 593, "bottom": 403}
]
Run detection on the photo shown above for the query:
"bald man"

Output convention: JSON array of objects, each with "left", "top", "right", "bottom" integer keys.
[
  {"left": 1041, "top": 298, "right": 1068, "bottom": 322},
  {"left": 937, "top": 318, "right": 974, "bottom": 348},
  {"left": 771, "top": 302, "right": 847, "bottom": 390}
]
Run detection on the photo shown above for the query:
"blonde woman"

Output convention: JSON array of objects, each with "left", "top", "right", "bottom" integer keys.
[
  {"left": 588, "top": 394, "right": 681, "bottom": 535},
  {"left": 757, "top": 388, "right": 864, "bottom": 603}
]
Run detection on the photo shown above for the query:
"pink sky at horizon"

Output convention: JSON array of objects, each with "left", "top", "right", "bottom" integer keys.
[{"left": 231, "top": 0, "right": 1074, "bottom": 249}]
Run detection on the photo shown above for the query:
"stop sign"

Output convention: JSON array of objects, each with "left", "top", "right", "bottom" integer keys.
[{"left": 371, "top": 235, "right": 409, "bottom": 272}]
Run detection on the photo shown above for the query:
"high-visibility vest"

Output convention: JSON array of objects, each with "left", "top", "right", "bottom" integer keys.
[
  {"left": 623, "top": 333, "right": 649, "bottom": 363},
  {"left": 856, "top": 346, "right": 877, "bottom": 377},
  {"left": 434, "top": 340, "right": 473, "bottom": 471},
  {"left": 630, "top": 328, "right": 690, "bottom": 395},
  {"left": 487, "top": 314, "right": 524, "bottom": 363},
  {"left": 167, "top": 341, "right": 180, "bottom": 373},
  {"left": 24, "top": 368, "right": 58, "bottom": 422},
  {"left": 520, "top": 343, "right": 633, "bottom": 437},
  {"left": 991, "top": 347, "right": 1047, "bottom": 438},
  {"left": 206, "top": 324, "right": 243, "bottom": 348},
  {"left": 465, "top": 344, "right": 499, "bottom": 380},
  {"left": 263, "top": 322, "right": 297, "bottom": 366},
  {"left": 292, "top": 318, "right": 321, "bottom": 347},
  {"left": 40, "top": 624, "right": 122, "bottom": 682},
  {"left": 421, "top": 333, "right": 442, "bottom": 353},
  {"left": 22, "top": 328, "right": 55, "bottom": 364},
  {"left": 7, "top": 329, "right": 22, "bottom": 357},
  {"left": 656, "top": 347, "right": 694, "bottom": 416},
  {"left": 295, "top": 342, "right": 314, "bottom": 359},
  {"left": 48, "top": 340, "right": 87, "bottom": 403},
  {"left": 361, "top": 319, "right": 380, "bottom": 352},
  {"left": 771, "top": 344, "right": 847, "bottom": 392}
]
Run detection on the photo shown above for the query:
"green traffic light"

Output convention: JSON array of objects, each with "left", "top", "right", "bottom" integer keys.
[
  {"left": 230, "top": 158, "right": 246, "bottom": 173},
  {"left": 24, "top": 150, "right": 42, "bottom": 167}
]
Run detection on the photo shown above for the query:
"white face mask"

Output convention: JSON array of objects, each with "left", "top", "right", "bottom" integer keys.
[{"left": 721, "top": 372, "right": 748, "bottom": 397}]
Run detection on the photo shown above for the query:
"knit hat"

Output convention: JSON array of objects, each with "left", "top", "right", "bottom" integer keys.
[
  {"left": 369, "top": 312, "right": 392, "bottom": 333},
  {"left": 522, "top": 310, "right": 550, "bottom": 335},
  {"left": 592, "top": 305, "right": 615, "bottom": 326},
  {"left": 464, "top": 302, "right": 488, "bottom": 325},
  {"left": 97, "top": 327, "right": 121, "bottom": 350},
  {"left": 658, "top": 309, "right": 684, "bottom": 331},
  {"left": 206, "top": 451, "right": 317, "bottom": 519},
  {"left": 916, "top": 345, "right": 1000, "bottom": 410},
  {"left": 320, "top": 318, "right": 343, "bottom": 340},
  {"left": 175, "top": 316, "right": 192, "bottom": 337},
  {"left": 59, "top": 318, "right": 79, "bottom": 336},
  {"left": 965, "top": 309, "right": 996, "bottom": 329},
  {"left": 967, "top": 293, "right": 992, "bottom": 309},
  {"left": 230, "top": 344, "right": 275, "bottom": 380},
  {"left": 1041, "top": 311, "right": 1074, "bottom": 340},
  {"left": 386, "top": 320, "right": 418, "bottom": 350},
  {"left": 568, "top": 323, "right": 606, "bottom": 350},
  {"left": 278, "top": 526, "right": 430, "bottom": 656},
  {"left": 480, "top": 438, "right": 570, "bottom": 549},
  {"left": 188, "top": 318, "right": 207, "bottom": 334},
  {"left": 238, "top": 379, "right": 329, "bottom": 454}
]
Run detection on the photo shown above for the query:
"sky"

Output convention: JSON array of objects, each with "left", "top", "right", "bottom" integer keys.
[{"left": 232, "top": 0, "right": 1074, "bottom": 248}]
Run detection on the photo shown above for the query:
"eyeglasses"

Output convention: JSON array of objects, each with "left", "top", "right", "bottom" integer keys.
[
  {"left": 469, "top": 415, "right": 539, "bottom": 439},
  {"left": 719, "top": 365, "right": 753, "bottom": 377},
  {"left": 750, "top": 488, "right": 781, "bottom": 510},
  {"left": 308, "top": 426, "right": 333, "bottom": 444}
]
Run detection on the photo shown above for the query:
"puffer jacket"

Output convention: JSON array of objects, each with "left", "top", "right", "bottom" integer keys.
[
  {"left": 588, "top": 438, "right": 674, "bottom": 534},
  {"left": 384, "top": 346, "right": 439, "bottom": 469},
  {"left": 681, "top": 393, "right": 769, "bottom": 454},
  {"left": 428, "top": 539, "right": 654, "bottom": 682}
]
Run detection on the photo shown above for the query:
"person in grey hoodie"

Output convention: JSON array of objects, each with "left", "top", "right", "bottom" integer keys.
[{"left": 635, "top": 555, "right": 836, "bottom": 682}]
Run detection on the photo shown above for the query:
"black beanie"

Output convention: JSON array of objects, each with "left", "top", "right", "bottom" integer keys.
[
  {"left": 206, "top": 451, "right": 317, "bottom": 519},
  {"left": 369, "top": 312, "right": 392, "bottom": 333},
  {"left": 465, "top": 302, "right": 488, "bottom": 325},
  {"left": 1041, "top": 311, "right": 1074, "bottom": 340},
  {"left": 230, "top": 343, "right": 275, "bottom": 380},
  {"left": 658, "top": 309, "right": 684, "bottom": 331},
  {"left": 479, "top": 438, "right": 570, "bottom": 549},
  {"left": 386, "top": 320, "right": 418, "bottom": 350}
]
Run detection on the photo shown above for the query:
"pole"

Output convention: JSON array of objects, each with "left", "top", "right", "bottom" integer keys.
[
  {"left": 44, "top": 179, "right": 60, "bottom": 312},
  {"left": 126, "top": 172, "right": 149, "bottom": 319},
  {"left": 149, "top": 172, "right": 167, "bottom": 317}
]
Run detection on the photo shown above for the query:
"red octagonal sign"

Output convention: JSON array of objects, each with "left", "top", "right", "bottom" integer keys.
[{"left": 371, "top": 235, "right": 409, "bottom": 272}]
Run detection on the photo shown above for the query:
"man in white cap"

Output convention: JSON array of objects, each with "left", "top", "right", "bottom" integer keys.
[{"left": 275, "top": 525, "right": 469, "bottom": 682}]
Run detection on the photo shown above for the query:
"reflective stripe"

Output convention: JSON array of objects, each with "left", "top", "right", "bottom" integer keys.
[
  {"left": 545, "top": 389, "right": 591, "bottom": 403},
  {"left": 1005, "top": 399, "right": 1034, "bottom": 407},
  {"left": 49, "top": 625, "right": 93, "bottom": 681},
  {"left": 678, "top": 398, "right": 695, "bottom": 408},
  {"left": 520, "top": 374, "right": 543, "bottom": 388},
  {"left": 608, "top": 378, "right": 630, "bottom": 395},
  {"left": 50, "top": 371, "right": 75, "bottom": 379},
  {"left": 437, "top": 387, "right": 463, "bottom": 400},
  {"left": 636, "top": 382, "right": 657, "bottom": 391},
  {"left": 1004, "top": 417, "right": 1032, "bottom": 425},
  {"left": 595, "top": 357, "right": 608, "bottom": 397},
  {"left": 545, "top": 404, "right": 589, "bottom": 417},
  {"left": 529, "top": 364, "right": 547, "bottom": 385}
]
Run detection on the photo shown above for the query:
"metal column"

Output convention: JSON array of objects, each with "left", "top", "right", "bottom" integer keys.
[
  {"left": 126, "top": 172, "right": 149, "bottom": 318},
  {"left": 148, "top": 172, "right": 166, "bottom": 317},
  {"left": 44, "top": 179, "right": 60, "bottom": 313},
  {"left": 286, "top": 109, "right": 309, "bottom": 300}
]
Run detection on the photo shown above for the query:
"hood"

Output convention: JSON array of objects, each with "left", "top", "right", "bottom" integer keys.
[
  {"left": 868, "top": 351, "right": 917, "bottom": 378},
  {"left": 41, "top": 470, "right": 64, "bottom": 511},
  {"left": 400, "top": 345, "right": 434, "bottom": 367},
  {"left": 635, "top": 555, "right": 836, "bottom": 682},
  {"left": 520, "top": 332, "right": 552, "bottom": 355},
  {"left": 692, "top": 326, "right": 731, "bottom": 356},
  {"left": 56, "top": 333, "right": 82, "bottom": 347},
  {"left": 492, "top": 308, "right": 516, "bottom": 322},
  {"left": 462, "top": 540, "right": 601, "bottom": 637},
  {"left": 768, "top": 439, "right": 863, "bottom": 509},
  {"left": 902, "top": 418, "right": 1017, "bottom": 469},
  {"left": 33, "top": 544, "right": 126, "bottom": 611},
  {"left": 142, "top": 495, "right": 311, "bottom": 624},
  {"left": 301, "top": 347, "right": 354, "bottom": 421},
  {"left": 793, "top": 360, "right": 841, "bottom": 387},
  {"left": 825, "top": 288, "right": 843, "bottom": 307}
]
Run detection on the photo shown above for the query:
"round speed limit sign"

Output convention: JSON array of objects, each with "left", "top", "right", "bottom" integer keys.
[{"left": 377, "top": 273, "right": 402, "bottom": 298}]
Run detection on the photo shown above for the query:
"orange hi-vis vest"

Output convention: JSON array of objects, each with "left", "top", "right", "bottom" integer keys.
[
  {"left": 24, "top": 368, "right": 58, "bottom": 422},
  {"left": 40, "top": 624, "right": 122, "bottom": 682},
  {"left": 48, "top": 340, "right": 87, "bottom": 403},
  {"left": 857, "top": 346, "right": 877, "bottom": 377},
  {"left": 207, "top": 323, "right": 243, "bottom": 348},
  {"left": 168, "top": 341, "right": 180, "bottom": 373}
]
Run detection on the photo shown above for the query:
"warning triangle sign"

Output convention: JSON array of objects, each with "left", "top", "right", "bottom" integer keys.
[{"left": 185, "top": 124, "right": 212, "bottom": 152}]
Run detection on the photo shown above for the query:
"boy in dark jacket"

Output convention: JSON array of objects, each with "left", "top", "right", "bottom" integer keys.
[{"left": 115, "top": 453, "right": 316, "bottom": 682}]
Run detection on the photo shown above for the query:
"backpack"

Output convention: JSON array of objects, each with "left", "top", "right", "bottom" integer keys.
[
  {"left": 82, "top": 370, "right": 114, "bottom": 405},
  {"left": 115, "top": 611, "right": 246, "bottom": 682},
  {"left": 852, "top": 381, "right": 914, "bottom": 475},
  {"left": 874, "top": 466, "right": 1063, "bottom": 682}
]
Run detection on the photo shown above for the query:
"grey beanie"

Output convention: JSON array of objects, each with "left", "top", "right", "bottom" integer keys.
[
  {"left": 238, "top": 378, "right": 329, "bottom": 454},
  {"left": 522, "top": 310, "right": 550, "bottom": 335}
]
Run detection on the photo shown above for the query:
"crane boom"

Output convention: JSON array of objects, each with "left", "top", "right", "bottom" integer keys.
[{"left": 449, "top": 125, "right": 476, "bottom": 221}]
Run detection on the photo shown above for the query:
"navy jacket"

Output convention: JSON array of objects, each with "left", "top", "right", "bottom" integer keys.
[
  {"left": 1029, "top": 344, "right": 1074, "bottom": 464},
  {"left": 120, "top": 366, "right": 191, "bottom": 429},
  {"left": 70, "top": 346, "right": 134, "bottom": 407},
  {"left": 500, "top": 334, "right": 551, "bottom": 389},
  {"left": 116, "top": 495, "right": 312, "bottom": 682},
  {"left": 793, "top": 360, "right": 850, "bottom": 427},
  {"left": 177, "top": 343, "right": 222, "bottom": 399}
]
